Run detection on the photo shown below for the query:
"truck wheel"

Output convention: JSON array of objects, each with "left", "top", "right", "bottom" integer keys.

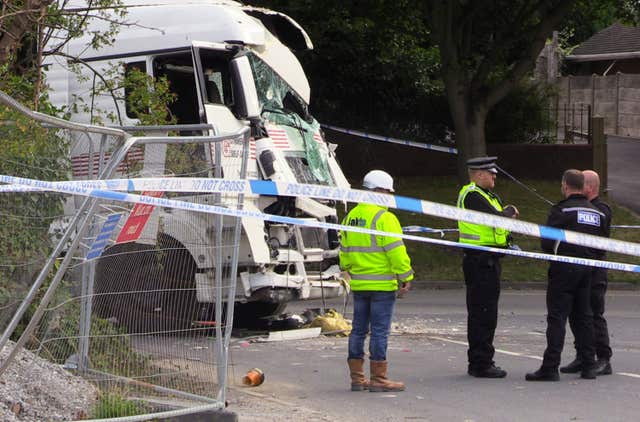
[
  {"left": 93, "top": 242, "right": 147, "bottom": 323},
  {"left": 94, "top": 238, "right": 199, "bottom": 333}
]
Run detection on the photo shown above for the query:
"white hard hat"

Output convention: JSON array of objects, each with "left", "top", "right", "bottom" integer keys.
[{"left": 363, "top": 170, "right": 394, "bottom": 192}]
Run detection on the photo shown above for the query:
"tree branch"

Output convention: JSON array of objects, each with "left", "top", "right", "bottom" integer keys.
[
  {"left": 486, "top": 0, "right": 575, "bottom": 109},
  {"left": 48, "top": 50, "right": 123, "bottom": 125}
]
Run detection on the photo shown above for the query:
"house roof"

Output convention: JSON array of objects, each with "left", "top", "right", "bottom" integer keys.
[{"left": 567, "top": 23, "right": 640, "bottom": 62}]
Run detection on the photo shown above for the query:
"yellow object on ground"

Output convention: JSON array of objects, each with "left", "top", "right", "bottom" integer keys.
[{"left": 308, "top": 309, "right": 352, "bottom": 336}]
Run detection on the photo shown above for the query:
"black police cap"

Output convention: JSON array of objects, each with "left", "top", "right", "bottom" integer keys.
[{"left": 466, "top": 156, "right": 498, "bottom": 173}]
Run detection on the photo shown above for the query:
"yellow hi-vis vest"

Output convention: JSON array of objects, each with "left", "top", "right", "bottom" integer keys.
[
  {"left": 340, "top": 203, "right": 414, "bottom": 291},
  {"left": 457, "top": 182, "right": 509, "bottom": 247}
]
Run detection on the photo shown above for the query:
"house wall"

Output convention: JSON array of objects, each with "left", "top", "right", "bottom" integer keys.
[{"left": 556, "top": 73, "right": 640, "bottom": 137}]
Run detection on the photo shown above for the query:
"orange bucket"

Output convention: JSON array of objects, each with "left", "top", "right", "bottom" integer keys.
[{"left": 242, "top": 368, "right": 265, "bottom": 386}]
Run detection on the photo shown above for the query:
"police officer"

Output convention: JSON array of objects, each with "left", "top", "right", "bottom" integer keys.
[
  {"left": 457, "top": 156, "right": 519, "bottom": 378},
  {"left": 560, "top": 169, "right": 613, "bottom": 376},
  {"left": 341, "top": 170, "right": 414, "bottom": 392},
  {"left": 526, "top": 169, "right": 606, "bottom": 381}
]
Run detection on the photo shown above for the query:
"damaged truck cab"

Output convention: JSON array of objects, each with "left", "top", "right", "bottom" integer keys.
[{"left": 46, "top": 0, "right": 350, "bottom": 325}]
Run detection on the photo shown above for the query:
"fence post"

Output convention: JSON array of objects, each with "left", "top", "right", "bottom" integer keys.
[
  {"left": 591, "top": 116, "right": 607, "bottom": 191},
  {"left": 615, "top": 72, "right": 620, "bottom": 135}
]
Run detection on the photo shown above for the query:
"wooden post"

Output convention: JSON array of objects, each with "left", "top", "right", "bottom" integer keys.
[{"left": 591, "top": 116, "right": 607, "bottom": 192}]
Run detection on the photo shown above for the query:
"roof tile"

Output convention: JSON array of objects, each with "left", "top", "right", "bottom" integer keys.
[{"left": 572, "top": 22, "right": 640, "bottom": 56}]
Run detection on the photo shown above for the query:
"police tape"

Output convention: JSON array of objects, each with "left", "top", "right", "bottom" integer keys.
[
  {"left": 2, "top": 174, "right": 640, "bottom": 260},
  {"left": 321, "top": 124, "right": 458, "bottom": 154},
  {"left": 402, "top": 226, "right": 459, "bottom": 238},
  {"left": 403, "top": 226, "right": 459, "bottom": 234},
  {"left": 1, "top": 176, "right": 638, "bottom": 272}
]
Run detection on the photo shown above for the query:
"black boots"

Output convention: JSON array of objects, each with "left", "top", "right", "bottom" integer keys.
[
  {"left": 594, "top": 358, "right": 612, "bottom": 375},
  {"left": 527, "top": 364, "right": 599, "bottom": 381},
  {"left": 468, "top": 364, "right": 507, "bottom": 378},
  {"left": 580, "top": 366, "right": 597, "bottom": 379},
  {"left": 525, "top": 367, "right": 560, "bottom": 381},
  {"left": 561, "top": 357, "right": 612, "bottom": 376},
  {"left": 559, "top": 358, "right": 582, "bottom": 374}
]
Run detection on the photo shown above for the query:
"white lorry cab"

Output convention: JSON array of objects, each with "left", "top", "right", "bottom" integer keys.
[{"left": 45, "top": 0, "right": 351, "bottom": 328}]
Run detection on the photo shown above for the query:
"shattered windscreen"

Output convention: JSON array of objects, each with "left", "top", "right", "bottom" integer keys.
[{"left": 247, "top": 53, "right": 332, "bottom": 185}]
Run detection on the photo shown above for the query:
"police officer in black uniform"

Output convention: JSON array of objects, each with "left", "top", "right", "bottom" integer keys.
[
  {"left": 457, "top": 156, "right": 519, "bottom": 378},
  {"left": 561, "top": 169, "right": 613, "bottom": 376},
  {"left": 526, "top": 169, "right": 607, "bottom": 381}
]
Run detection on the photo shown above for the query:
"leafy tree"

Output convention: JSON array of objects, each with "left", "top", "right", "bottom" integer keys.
[
  {"left": 425, "top": 1, "right": 576, "bottom": 179},
  {"left": 559, "top": 0, "right": 640, "bottom": 49},
  {"left": 0, "top": 0, "right": 125, "bottom": 292},
  {"left": 245, "top": 0, "right": 446, "bottom": 144}
]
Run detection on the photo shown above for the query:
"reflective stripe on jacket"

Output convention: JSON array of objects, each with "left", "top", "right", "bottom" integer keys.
[
  {"left": 457, "top": 182, "right": 509, "bottom": 247},
  {"left": 340, "top": 203, "right": 414, "bottom": 291}
]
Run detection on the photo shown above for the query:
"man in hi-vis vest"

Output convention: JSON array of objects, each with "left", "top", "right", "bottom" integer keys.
[
  {"left": 341, "top": 170, "right": 414, "bottom": 392},
  {"left": 457, "top": 156, "right": 519, "bottom": 378}
]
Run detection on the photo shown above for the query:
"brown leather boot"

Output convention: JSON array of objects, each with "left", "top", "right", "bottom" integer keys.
[
  {"left": 369, "top": 360, "right": 405, "bottom": 392},
  {"left": 347, "top": 358, "right": 369, "bottom": 391}
]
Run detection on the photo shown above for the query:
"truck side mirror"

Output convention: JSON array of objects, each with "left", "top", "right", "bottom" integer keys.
[{"left": 230, "top": 55, "right": 261, "bottom": 120}]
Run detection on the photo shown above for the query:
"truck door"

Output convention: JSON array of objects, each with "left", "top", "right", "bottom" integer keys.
[{"left": 191, "top": 43, "right": 261, "bottom": 179}]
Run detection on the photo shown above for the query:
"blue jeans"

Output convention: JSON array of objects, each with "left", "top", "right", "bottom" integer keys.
[{"left": 348, "top": 291, "right": 396, "bottom": 361}]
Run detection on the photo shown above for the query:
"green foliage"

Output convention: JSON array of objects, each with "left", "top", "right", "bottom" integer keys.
[
  {"left": 120, "top": 67, "right": 208, "bottom": 177},
  {"left": 123, "top": 67, "right": 177, "bottom": 126},
  {"left": 0, "top": 67, "right": 69, "bottom": 290},
  {"left": 91, "top": 392, "right": 150, "bottom": 418},
  {"left": 486, "top": 81, "right": 557, "bottom": 144},
  {"left": 0, "top": 0, "right": 130, "bottom": 295},
  {"left": 32, "top": 294, "right": 153, "bottom": 381},
  {"left": 245, "top": 0, "right": 446, "bottom": 143},
  {"left": 560, "top": 0, "right": 640, "bottom": 48}
]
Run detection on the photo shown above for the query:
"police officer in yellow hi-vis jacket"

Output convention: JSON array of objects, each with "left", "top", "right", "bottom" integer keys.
[
  {"left": 457, "top": 156, "right": 519, "bottom": 378},
  {"left": 340, "top": 170, "right": 414, "bottom": 392}
]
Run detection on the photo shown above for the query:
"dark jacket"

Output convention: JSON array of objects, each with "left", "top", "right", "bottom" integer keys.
[
  {"left": 591, "top": 196, "right": 612, "bottom": 258},
  {"left": 541, "top": 194, "right": 608, "bottom": 259}
]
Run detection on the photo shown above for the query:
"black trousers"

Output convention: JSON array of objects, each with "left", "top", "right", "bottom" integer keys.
[
  {"left": 569, "top": 267, "right": 612, "bottom": 360},
  {"left": 463, "top": 253, "right": 501, "bottom": 369},
  {"left": 542, "top": 263, "right": 596, "bottom": 370}
]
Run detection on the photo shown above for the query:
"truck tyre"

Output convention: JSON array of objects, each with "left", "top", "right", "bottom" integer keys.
[{"left": 94, "top": 237, "right": 199, "bottom": 333}]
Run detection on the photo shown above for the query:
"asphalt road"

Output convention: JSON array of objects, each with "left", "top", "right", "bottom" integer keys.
[
  {"left": 607, "top": 135, "right": 640, "bottom": 214},
  {"left": 225, "top": 289, "right": 640, "bottom": 422}
]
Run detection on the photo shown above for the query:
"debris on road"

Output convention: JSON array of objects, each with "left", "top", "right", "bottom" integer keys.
[
  {"left": 242, "top": 368, "right": 265, "bottom": 387},
  {"left": 308, "top": 309, "right": 351, "bottom": 336}
]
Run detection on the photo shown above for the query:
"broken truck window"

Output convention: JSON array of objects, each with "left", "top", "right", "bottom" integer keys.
[{"left": 247, "top": 53, "right": 332, "bottom": 184}]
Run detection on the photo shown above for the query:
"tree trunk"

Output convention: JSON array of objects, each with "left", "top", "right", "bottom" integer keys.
[
  {"left": 447, "top": 84, "right": 489, "bottom": 182},
  {"left": 0, "top": 0, "right": 52, "bottom": 67}
]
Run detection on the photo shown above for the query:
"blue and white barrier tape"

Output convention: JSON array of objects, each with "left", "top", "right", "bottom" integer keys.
[
  {"left": 322, "top": 124, "right": 458, "bottom": 154},
  {"left": 1, "top": 177, "right": 639, "bottom": 272},
  {"left": 402, "top": 225, "right": 459, "bottom": 238},
  {"left": 403, "top": 225, "right": 459, "bottom": 234},
  {"left": 2, "top": 175, "right": 640, "bottom": 260}
]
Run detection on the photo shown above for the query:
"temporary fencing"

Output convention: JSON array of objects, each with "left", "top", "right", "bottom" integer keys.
[{"left": 0, "top": 90, "right": 250, "bottom": 419}]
